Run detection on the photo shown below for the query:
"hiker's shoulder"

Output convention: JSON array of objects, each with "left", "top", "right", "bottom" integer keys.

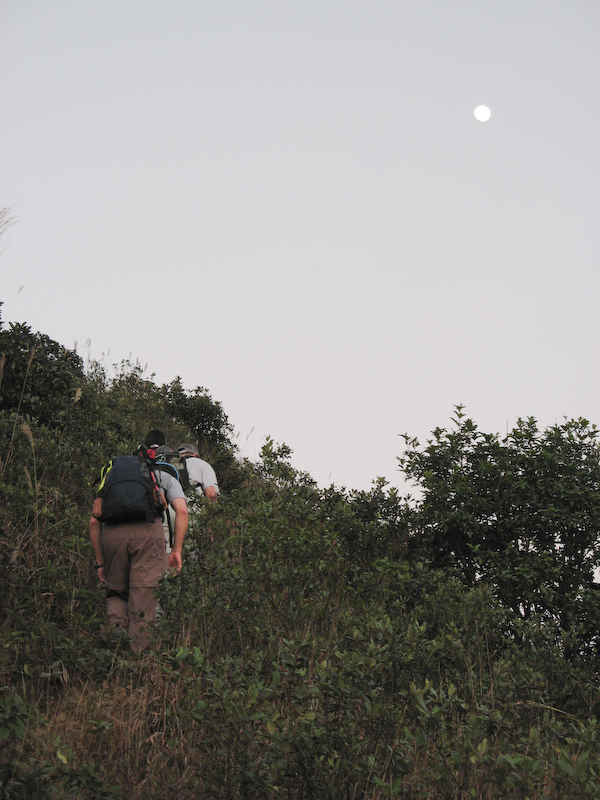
[
  {"left": 186, "top": 456, "right": 218, "bottom": 484},
  {"left": 155, "top": 468, "right": 179, "bottom": 487},
  {"left": 185, "top": 455, "right": 211, "bottom": 473}
]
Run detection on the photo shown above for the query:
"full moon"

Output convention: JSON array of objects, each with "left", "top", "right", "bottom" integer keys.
[{"left": 474, "top": 105, "right": 491, "bottom": 122}]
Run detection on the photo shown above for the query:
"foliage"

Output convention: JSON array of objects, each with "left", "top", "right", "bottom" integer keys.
[
  {"left": 2, "top": 324, "right": 600, "bottom": 798},
  {"left": 163, "top": 378, "right": 232, "bottom": 449},
  {"left": 400, "top": 406, "right": 600, "bottom": 661},
  {"left": 0, "top": 322, "right": 85, "bottom": 430}
]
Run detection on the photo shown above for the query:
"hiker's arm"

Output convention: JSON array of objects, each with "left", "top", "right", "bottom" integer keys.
[
  {"left": 89, "top": 516, "right": 106, "bottom": 583},
  {"left": 168, "top": 497, "right": 189, "bottom": 572}
]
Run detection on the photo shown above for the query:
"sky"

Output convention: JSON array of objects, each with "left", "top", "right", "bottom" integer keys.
[{"left": 1, "top": 1, "right": 599, "bottom": 492}]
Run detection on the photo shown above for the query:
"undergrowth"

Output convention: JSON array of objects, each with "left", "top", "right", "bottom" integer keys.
[{"left": 2, "top": 323, "right": 600, "bottom": 799}]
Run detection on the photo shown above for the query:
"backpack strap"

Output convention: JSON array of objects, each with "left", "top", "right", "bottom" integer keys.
[
  {"left": 137, "top": 447, "right": 168, "bottom": 514},
  {"left": 97, "top": 459, "right": 114, "bottom": 493},
  {"left": 165, "top": 507, "right": 174, "bottom": 550}
]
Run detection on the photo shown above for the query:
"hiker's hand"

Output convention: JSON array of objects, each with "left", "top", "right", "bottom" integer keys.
[
  {"left": 205, "top": 485, "right": 218, "bottom": 503},
  {"left": 169, "top": 550, "right": 182, "bottom": 572},
  {"left": 97, "top": 566, "right": 106, "bottom": 583}
]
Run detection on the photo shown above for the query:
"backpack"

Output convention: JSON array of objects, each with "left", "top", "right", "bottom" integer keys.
[
  {"left": 92, "top": 454, "right": 167, "bottom": 524},
  {"left": 154, "top": 450, "right": 191, "bottom": 490}
]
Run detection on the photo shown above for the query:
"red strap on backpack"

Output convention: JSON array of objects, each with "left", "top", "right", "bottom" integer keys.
[{"left": 137, "top": 447, "right": 168, "bottom": 513}]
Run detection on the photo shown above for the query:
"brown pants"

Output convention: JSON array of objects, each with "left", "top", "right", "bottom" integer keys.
[{"left": 101, "top": 518, "right": 168, "bottom": 653}]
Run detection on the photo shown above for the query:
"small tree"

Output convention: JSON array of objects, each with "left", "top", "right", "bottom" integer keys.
[
  {"left": 163, "top": 378, "right": 233, "bottom": 450},
  {"left": 163, "top": 377, "right": 241, "bottom": 491},
  {"left": 400, "top": 408, "right": 600, "bottom": 657},
  {"left": 0, "top": 322, "right": 85, "bottom": 428}
]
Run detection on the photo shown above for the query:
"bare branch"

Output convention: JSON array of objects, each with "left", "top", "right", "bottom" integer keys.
[{"left": 0, "top": 205, "right": 17, "bottom": 254}]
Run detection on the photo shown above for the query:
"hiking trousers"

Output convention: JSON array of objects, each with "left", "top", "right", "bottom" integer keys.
[{"left": 101, "top": 518, "right": 168, "bottom": 652}]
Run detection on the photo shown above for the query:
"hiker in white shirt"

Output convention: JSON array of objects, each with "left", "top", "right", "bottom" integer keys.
[{"left": 176, "top": 443, "right": 219, "bottom": 503}]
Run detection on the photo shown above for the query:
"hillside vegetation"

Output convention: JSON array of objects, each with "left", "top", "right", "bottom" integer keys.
[{"left": 1, "top": 318, "right": 600, "bottom": 800}]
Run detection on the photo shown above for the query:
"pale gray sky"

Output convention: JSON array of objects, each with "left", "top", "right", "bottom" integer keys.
[{"left": 1, "top": 1, "right": 599, "bottom": 491}]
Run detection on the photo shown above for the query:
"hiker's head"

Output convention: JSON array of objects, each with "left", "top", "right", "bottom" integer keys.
[
  {"left": 177, "top": 443, "right": 199, "bottom": 458},
  {"left": 145, "top": 429, "right": 166, "bottom": 448}
]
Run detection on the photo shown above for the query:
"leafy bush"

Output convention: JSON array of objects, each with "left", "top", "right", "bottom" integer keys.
[{"left": 401, "top": 406, "right": 600, "bottom": 663}]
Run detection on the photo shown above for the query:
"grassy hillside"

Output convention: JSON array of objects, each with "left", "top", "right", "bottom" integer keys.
[{"left": 1, "top": 321, "right": 600, "bottom": 799}]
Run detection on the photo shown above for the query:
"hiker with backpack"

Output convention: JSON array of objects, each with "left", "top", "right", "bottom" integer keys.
[
  {"left": 88, "top": 444, "right": 189, "bottom": 653},
  {"left": 175, "top": 443, "right": 219, "bottom": 503},
  {"left": 142, "top": 431, "right": 219, "bottom": 555},
  {"left": 143, "top": 431, "right": 219, "bottom": 503}
]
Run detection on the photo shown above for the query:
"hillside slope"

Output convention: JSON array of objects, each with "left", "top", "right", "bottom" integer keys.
[{"left": 1, "top": 321, "right": 600, "bottom": 799}]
